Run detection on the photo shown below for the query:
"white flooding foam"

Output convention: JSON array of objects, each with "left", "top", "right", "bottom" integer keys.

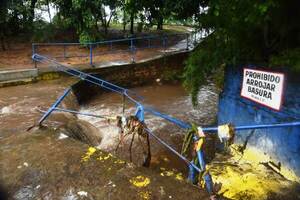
[{"left": 1, "top": 106, "right": 12, "bottom": 114}]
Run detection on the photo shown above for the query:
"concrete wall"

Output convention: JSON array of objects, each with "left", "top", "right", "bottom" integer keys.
[
  {"left": 72, "top": 51, "right": 188, "bottom": 104},
  {"left": 218, "top": 65, "right": 300, "bottom": 179}
]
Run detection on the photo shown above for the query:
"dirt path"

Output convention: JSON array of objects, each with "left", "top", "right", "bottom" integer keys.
[{"left": 0, "top": 34, "right": 188, "bottom": 71}]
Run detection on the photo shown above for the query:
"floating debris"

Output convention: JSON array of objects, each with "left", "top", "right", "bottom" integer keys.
[
  {"left": 129, "top": 176, "right": 150, "bottom": 188},
  {"left": 81, "top": 147, "right": 96, "bottom": 162},
  {"left": 159, "top": 168, "right": 183, "bottom": 181},
  {"left": 114, "top": 159, "right": 126, "bottom": 164},
  {"left": 58, "top": 133, "right": 69, "bottom": 140},
  {"left": 138, "top": 191, "right": 151, "bottom": 200},
  {"left": 77, "top": 191, "right": 88, "bottom": 197},
  {"left": 96, "top": 153, "right": 113, "bottom": 161}
]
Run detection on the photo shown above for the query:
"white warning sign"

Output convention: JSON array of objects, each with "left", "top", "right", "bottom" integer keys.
[{"left": 241, "top": 68, "right": 285, "bottom": 110}]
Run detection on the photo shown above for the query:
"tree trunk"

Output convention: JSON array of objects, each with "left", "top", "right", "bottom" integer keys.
[
  {"left": 0, "top": 32, "right": 6, "bottom": 51},
  {"left": 130, "top": 13, "right": 134, "bottom": 34},
  {"left": 46, "top": 0, "right": 52, "bottom": 23},
  {"left": 28, "top": 0, "right": 37, "bottom": 25},
  {"left": 104, "top": 26, "right": 108, "bottom": 35},
  {"left": 94, "top": 18, "right": 99, "bottom": 31},
  {"left": 157, "top": 16, "right": 163, "bottom": 30},
  {"left": 104, "top": 11, "right": 114, "bottom": 35},
  {"left": 123, "top": 9, "right": 126, "bottom": 32}
]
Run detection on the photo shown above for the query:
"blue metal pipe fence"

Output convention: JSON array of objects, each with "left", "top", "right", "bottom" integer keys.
[{"left": 32, "top": 32, "right": 200, "bottom": 68}]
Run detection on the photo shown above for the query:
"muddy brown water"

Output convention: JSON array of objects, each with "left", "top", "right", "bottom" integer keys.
[
  {"left": 0, "top": 78, "right": 218, "bottom": 199},
  {"left": 2, "top": 78, "right": 300, "bottom": 200},
  {"left": 75, "top": 81, "right": 219, "bottom": 173},
  {"left": 0, "top": 78, "right": 219, "bottom": 174}
]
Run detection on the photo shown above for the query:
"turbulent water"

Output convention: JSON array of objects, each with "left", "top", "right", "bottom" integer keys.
[
  {"left": 77, "top": 82, "right": 219, "bottom": 169},
  {"left": 0, "top": 78, "right": 219, "bottom": 171},
  {"left": 2, "top": 79, "right": 300, "bottom": 200}
]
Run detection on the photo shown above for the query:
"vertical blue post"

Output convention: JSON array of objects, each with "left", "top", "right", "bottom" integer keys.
[
  {"left": 188, "top": 161, "right": 198, "bottom": 185},
  {"left": 130, "top": 38, "right": 135, "bottom": 63},
  {"left": 32, "top": 44, "right": 37, "bottom": 68},
  {"left": 130, "top": 38, "right": 133, "bottom": 51},
  {"left": 89, "top": 44, "right": 93, "bottom": 66},
  {"left": 197, "top": 150, "right": 214, "bottom": 195},
  {"left": 38, "top": 88, "right": 71, "bottom": 125},
  {"left": 148, "top": 38, "right": 150, "bottom": 48}
]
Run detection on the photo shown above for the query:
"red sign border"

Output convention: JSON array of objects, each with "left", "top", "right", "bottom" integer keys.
[{"left": 240, "top": 68, "right": 285, "bottom": 111}]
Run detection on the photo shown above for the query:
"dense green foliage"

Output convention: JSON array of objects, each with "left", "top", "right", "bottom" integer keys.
[
  {"left": 183, "top": 0, "right": 300, "bottom": 104},
  {"left": 0, "top": 0, "right": 198, "bottom": 46}
]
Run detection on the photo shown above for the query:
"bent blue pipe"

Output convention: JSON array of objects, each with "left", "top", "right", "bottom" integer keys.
[
  {"left": 144, "top": 106, "right": 300, "bottom": 132},
  {"left": 32, "top": 54, "right": 141, "bottom": 105},
  {"left": 38, "top": 88, "right": 71, "bottom": 125},
  {"left": 53, "top": 108, "right": 108, "bottom": 119}
]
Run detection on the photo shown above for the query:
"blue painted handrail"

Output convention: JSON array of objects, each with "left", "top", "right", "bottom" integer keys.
[{"left": 32, "top": 32, "right": 193, "bottom": 66}]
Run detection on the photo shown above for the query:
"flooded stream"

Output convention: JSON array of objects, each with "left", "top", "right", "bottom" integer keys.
[
  {"left": 0, "top": 77, "right": 219, "bottom": 175},
  {"left": 0, "top": 78, "right": 218, "bottom": 200},
  {"left": 1, "top": 78, "right": 299, "bottom": 200},
  {"left": 76, "top": 82, "right": 219, "bottom": 171}
]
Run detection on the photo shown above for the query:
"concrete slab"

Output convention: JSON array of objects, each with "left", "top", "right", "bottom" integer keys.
[{"left": 0, "top": 69, "right": 38, "bottom": 82}]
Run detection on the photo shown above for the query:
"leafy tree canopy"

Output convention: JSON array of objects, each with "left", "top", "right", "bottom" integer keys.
[{"left": 183, "top": 0, "right": 300, "bottom": 105}]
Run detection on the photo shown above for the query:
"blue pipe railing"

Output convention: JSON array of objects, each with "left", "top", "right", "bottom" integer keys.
[{"left": 32, "top": 32, "right": 198, "bottom": 68}]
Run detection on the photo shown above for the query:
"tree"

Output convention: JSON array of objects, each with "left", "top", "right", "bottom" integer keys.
[
  {"left": 28, "top": 0, "right": 38, "bottom": 27},
  {"left": 183, "top": 0, "right": 300, "bottom": 105},
  {"left": 0, "top": 0, "right": 9, "bottom": 50},
  {"left": 125, "top": 0, "right": 137, "bottom": 34},
  {"left": 90, "top": 0, "right": 121, "bottom": 35}
]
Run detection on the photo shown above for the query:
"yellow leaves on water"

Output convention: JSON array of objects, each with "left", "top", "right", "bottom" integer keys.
[
  {"left": 81, "top": 147, "right": 97, "bottom": 162},
  {"left": 175, "top": 173, "right": 184, "bottom": 181},
  {"left": 97, "top": 153, "right": 113, "bottom": 161},
  {"left": 114, "top": 159, "right": 126, "bottom": 164},
  {"left": 129, "top": 176, "right": 151, "bottom": 188},
  {"left": 160, "top": 168, "right": 184, "bottom": 181},
  {"left": 81, "top": 147, "right": 126, "bottom": 166},
  {"left": 138, "top": 191, "right": 151, "bottom": 200}
]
